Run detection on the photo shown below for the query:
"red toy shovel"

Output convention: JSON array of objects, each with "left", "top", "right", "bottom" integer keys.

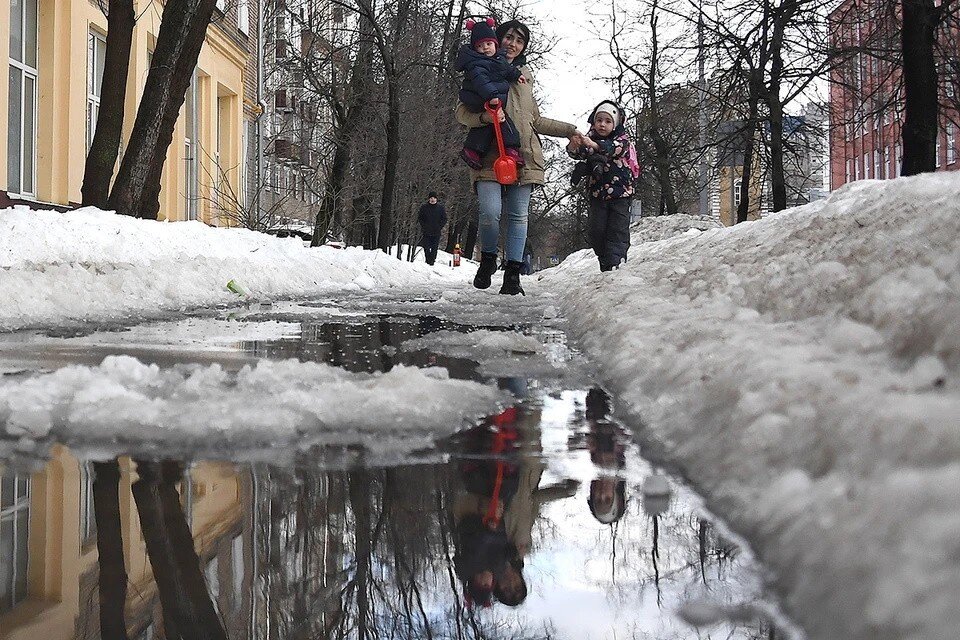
[{"left": 485, "top": 99, "right": 518, "bottom": 185}]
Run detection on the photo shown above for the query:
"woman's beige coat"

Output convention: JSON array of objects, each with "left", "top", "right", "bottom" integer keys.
[{"left": 456, "top": 66, "right": 577, "bottom": 187}]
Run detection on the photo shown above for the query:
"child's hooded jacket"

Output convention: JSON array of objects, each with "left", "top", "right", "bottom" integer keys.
[
  {"left": 456, "top": 45, "right": 523, "bottom": 110},
  {"left": 569, "top": 100, "right": 638, "bottom": 201}
]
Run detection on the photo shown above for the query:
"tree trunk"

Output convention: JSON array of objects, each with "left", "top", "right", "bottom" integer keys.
[
  {"left": 900, "top": 0, "right": 941, "bottom": 175},
  {"left": 108, "top": 0, "right": 218, "bottom": 219},
  {"left": 132, "top": 460, "right": 228, "bottom": 640},
  {"left": 377, "top": 79, "right": 401, "bottom": 250},
  {"left": 767, "top": 95, "right": 787, "bottom": 211},
  {"left": 81, "top": 0, "right": 136, "bottom": 208},
  {"left": 92, "top": 461, "right": 130, "bottom": 640},
  {"left": 311, "top": 32, "right": 375, "bottom": 246},
  {"left": 649, "top": 127, "right": 679, "bottom": 215},
  {"left": 463, "top": 212, "right": 478, "bottom": 259},
  {"left": 738, "top": 84, "right": 762, "bottom": 224},
  {"left": 766, "top": 10, "right": 790, "bottom": 212}
]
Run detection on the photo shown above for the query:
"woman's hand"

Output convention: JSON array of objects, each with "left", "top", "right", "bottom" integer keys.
[{"left": 481, "top": 108, "right": 506, "bottom": 124}]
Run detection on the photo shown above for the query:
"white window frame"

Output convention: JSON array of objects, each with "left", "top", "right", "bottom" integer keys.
[
  {"left": 7, "top": 0, "right": 39, "bottom": 197},
  {"left": 895, "top": 144, "right": 902, "bottom": 177},
  {"left": 1, "top": 474, "right": 31, "bottom": 612},
  {"left": 884, "top": 146, "right": 891, "bottom": 178},
  {"left": 947, "top": 123, "right": 956, "bottom": 165},
  {"left": 935, "top": 135, "right": 941, "bottom": 168},
  {"left": 87, "top": 29, "right": 107, "bottom": 152},
  {"left": 238, "top": 0, "right": 249, "bottom": 34},
  {"left": 863, "top": 152, "right": 869, "bottom": 179},
  {"left": 874, "top": 149, "right": 880, "bottom": 179}
]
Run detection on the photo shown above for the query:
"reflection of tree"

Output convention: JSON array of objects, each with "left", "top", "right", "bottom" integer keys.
[
  {"left": 131, "top": 460, "right": 227, "bottom": 640},
  {"left": 92, "top": 460, "right": 129, "bottom": 640}
]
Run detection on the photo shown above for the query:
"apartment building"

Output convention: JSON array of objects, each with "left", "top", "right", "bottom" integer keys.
[{"left": 1, "top": 0, "right": 257, "bottom": 225}]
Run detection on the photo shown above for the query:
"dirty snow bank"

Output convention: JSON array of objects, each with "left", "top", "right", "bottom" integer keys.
[
  {"left": 0, "top": 355, "right": 505, "bottom": 458},
  {"left": 631, "top": 212, "right": 723, "bottom": 243},
  {"left": 0, "top": 207, "right": 464, "bottom": 331},
  {"left": 543, "top": 174, "right": 960, "bottom": 640}
]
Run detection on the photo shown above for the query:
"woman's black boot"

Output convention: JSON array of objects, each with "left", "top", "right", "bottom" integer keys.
[
  {"left": 473, "top": 252, "right": 499, "bottom": 289},
  {"left": 499, "top": 260, "right": 525, "bottom": 296}
]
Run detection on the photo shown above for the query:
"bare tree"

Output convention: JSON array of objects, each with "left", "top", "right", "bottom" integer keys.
[
  {"left": 108, "top": 0, "right": 219, "bottom": 219},
  {"left": 81, "top": 0, "right": 136, "bottom": 208}
]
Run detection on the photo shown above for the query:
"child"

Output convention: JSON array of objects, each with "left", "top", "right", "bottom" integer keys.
[
  {"left": 455, "top": 17, "right": 525, "bottom": 169},
  {"left": 568, "top": 100, "right": 639, "bottom": 272}
]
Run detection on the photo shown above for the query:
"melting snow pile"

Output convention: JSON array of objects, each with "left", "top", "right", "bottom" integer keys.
[
  {"left": 544, "top": 173, "right": 960, "bottom": 640},
  {"left": 0, "top": 355, "right": 506, "bottom": 458},
  {"left": 630, "top": 212, "right": 723, "bottom": 244},
  {"left": 0, "top": 207, "right": 463, "bottom": 331}
]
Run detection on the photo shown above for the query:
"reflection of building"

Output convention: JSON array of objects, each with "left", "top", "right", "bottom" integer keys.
[
  {"left": 0, "top": 448, "right": 252, "bottom": 639},
  {"left": 828, "top": 0, "right": 960, "bottom": 189},
  {"left": 0, "top": 0, "right": 253, "bottom": 225}
]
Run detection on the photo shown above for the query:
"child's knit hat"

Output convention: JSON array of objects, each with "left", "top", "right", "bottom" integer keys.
[
  {"left": 592, "top": 101, "right": 622, "bottom": 127},
  {"left": 467, "top": 17, "right": 498, "bottom": 49}
]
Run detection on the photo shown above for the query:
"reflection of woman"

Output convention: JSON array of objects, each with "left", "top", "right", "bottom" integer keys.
[
  {"left": 584, "top": 388, "right": 628, "bottom": 524},
  {"left": 456, "top": 20, "right": 581, "bottom": 295},
  {"left": 453, "top": 416, "right": 523, "bottom": 608}
]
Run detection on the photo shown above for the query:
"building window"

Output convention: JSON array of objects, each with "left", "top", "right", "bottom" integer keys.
[
  {"left": 874, "top": 149, "right": 881, "bottom": 179},
  {"left": 947, "top": 123, "right": 956, "bottom": 165},
  {"left": 1, "top": 474, "right": 30, "bottom": 612},
  {"left": 78, "top": 462, "right": 97, "bottom": 547},
  {"left": 863, "top": 152, "right": 870, "bottom": 179},
  {"left": 846, "top": 158, "right": 853, "bottom": 183},
  {"left": 238, "top": 0, "right": 249, "bottom": 34},
  {"left": 884, "top": 146, "right": 891, "bottom": 178},
  {"left": 7, "top": 0, "right": 39, "bottom": 197},
  {"left": 935, "top": 135, "right": 941, "bottom": 168},
  {"left": 855, "top": 156, "right": 860, "bottom": 180},
  {"left": 87, "top": 30, "right": 107, "bottom": 152},
  {"left": 895, "top": 143, "right": 902, "bottom": 177}
]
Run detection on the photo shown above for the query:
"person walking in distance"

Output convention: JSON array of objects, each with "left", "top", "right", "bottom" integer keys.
[{"left": 418, "top": 192, "right": 448, "bottom": 266}]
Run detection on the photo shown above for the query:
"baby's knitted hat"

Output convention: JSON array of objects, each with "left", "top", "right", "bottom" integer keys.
[{"left": 467, "top": 17, "right": 498, "bottom": 49}]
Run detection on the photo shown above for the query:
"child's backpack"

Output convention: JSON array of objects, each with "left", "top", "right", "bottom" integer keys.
[{"left": 622, "top": 135, "right": 641, "bottom": 180}]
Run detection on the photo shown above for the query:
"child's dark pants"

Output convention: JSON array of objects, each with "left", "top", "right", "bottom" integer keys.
[
  {"left": 464, "top": 116, "right": 521, "bottom": 154},
  {"left": 588, "top": 198, "right": 632, "bottom": 271}
]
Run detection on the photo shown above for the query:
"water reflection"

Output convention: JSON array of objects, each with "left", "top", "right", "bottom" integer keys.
[{"left": 0, "top": 389, "right": 781, "bottom": 640}]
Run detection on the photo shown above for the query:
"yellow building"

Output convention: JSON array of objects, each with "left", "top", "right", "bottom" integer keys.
[
  {"left": 716, "top": 164, "right": 765, "bottom": 226},
  {"left": 0, "top": 448, "right": 251, "bottom": 639},
  {"left": 0, "top": 0, "right": 251, "bottom": 224}
]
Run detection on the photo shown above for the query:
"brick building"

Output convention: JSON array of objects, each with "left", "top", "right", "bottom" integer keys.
[{"left": 828, "top": 0, "right": 960, "bottom": 190}]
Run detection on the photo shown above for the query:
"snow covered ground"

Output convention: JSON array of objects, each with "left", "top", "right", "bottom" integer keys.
[
  {"left": 544, "top": 173, "right": 960, "bottom": 640},
  {"left": 0, "top": 206, "right": 465, "bottom": 331}
]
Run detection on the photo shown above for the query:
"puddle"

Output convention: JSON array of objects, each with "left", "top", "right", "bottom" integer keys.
[{"left": 0, "top": 306, "right": 791, "bottom": 638}]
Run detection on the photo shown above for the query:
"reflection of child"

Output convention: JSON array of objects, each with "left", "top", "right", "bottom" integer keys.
[
  {"left": 568, "top": 101, "right": 639, "bottom": 272},
  {"left": 584, "top": 388, "right": 628, "bottom": 524},
  {"left": 455, "top": 17, "right": 525, "bottom": 169}
]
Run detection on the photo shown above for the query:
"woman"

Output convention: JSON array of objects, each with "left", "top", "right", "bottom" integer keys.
[{"left": 456, "top": 20, "right": 582, "bottom": 295}]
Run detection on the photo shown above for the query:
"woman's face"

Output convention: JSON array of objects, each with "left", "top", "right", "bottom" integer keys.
[{"left": 500, "top": 28, "right": 527, "bottom": 62}]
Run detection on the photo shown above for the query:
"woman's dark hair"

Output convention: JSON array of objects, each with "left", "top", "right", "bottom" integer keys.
[
  {"left": 493, "top": 555, "right": 528, "bottom": 606},
  {"left": 496, "top": 19, "right": 531, "bottom": 56}
]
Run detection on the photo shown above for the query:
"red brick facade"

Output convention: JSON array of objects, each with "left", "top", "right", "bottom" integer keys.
[{"left": 828, "top": 0, "right": 959, "bottom": 190}]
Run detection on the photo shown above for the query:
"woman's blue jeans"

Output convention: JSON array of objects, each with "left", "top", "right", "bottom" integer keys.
[{"left": 476, "top": 180, "right": 533, "bottom": 262}]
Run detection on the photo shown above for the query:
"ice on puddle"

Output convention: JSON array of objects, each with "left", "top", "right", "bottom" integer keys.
[
  {"left": 0, "top": 355, "right": 506, "bottom": 455},
  {"left": 401, "top": 329, "right": 541, "bottom": 357}
]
